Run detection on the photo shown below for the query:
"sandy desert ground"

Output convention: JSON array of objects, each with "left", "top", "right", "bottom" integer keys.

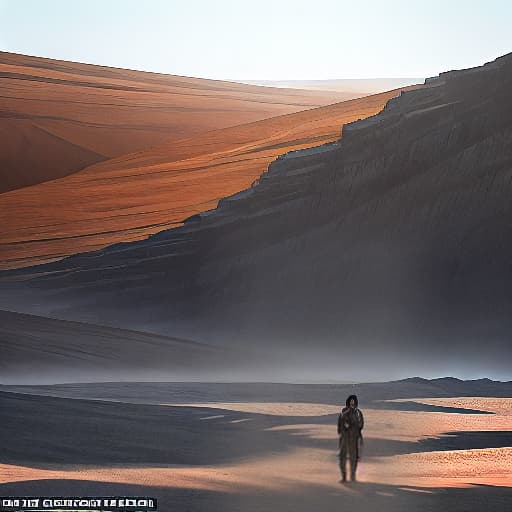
[
  {"left": 0, "top": 86, "right": 415, "bottom": 269},
  {"left": 0, "top": 385, "right": 510, "bottom": 512},
  {"left": 1, "top": 51, "right": 356, "bottom": 193}
]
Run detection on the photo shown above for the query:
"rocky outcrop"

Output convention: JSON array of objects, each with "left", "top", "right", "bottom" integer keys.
[{"left": 2, "top": 53, "right": 512, "bottom": 376}]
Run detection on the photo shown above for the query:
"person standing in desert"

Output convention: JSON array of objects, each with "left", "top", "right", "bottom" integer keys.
[{"left": 337, "top": 394, "right": 364, "bottom": 482}]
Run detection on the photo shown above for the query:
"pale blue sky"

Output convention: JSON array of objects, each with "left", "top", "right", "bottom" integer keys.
[{"left": 0, "top": 0, "right": 510, "bottom": 80}]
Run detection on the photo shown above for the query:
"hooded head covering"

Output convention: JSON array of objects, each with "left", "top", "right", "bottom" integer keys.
[{"left": 346, "top": 394, "right": 358, "bottom": 408}]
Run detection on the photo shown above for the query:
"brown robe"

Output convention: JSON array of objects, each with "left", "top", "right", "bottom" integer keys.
[{"left": 337, "top": 406, "right": 364, "bottom": 479}]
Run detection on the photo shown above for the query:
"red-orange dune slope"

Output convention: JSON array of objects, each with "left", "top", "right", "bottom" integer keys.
[
  {"left": 0, "top": 52, "right": 356, "bottom": 193},
  {"left": 0, "top": 86, "right": 420, "bottom": 269}
]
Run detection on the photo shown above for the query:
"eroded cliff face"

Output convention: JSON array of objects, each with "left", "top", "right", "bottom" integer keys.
[{"left": 2, "top": 53, "right": 512, "bottom": 372}]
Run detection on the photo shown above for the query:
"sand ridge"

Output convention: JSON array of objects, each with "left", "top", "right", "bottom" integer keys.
[{"left": 1, "top": 51, "right": 358, "bottom": 193}]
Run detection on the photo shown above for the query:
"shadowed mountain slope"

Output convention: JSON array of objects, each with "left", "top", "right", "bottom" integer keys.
[
  {"left": 1, "top": 53, "right": 512, "bottom": 378},
  {"left": 0, "top": 310, "right": 264, "bottom": 384}
]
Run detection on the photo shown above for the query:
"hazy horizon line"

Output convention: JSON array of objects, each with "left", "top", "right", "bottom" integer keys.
[{"left": 1, "top": 376, "right": 510, "bottom": 387}]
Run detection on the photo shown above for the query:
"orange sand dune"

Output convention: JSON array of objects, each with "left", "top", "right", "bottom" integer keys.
[
  {"left": 0, "top": 51, "right": 356, "bottom": 193},
  {"left": 0, "top": 86, "right": 417, "bottom": 269}
]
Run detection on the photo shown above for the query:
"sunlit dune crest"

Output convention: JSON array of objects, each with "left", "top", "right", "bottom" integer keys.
[{"left": 0, "top": 51, "right": 358, "bottom": 194}]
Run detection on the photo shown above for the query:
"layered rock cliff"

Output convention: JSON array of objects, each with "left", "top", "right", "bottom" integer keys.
[{"left": 2, "top": 53, "right": 512, "bottom": 375}]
